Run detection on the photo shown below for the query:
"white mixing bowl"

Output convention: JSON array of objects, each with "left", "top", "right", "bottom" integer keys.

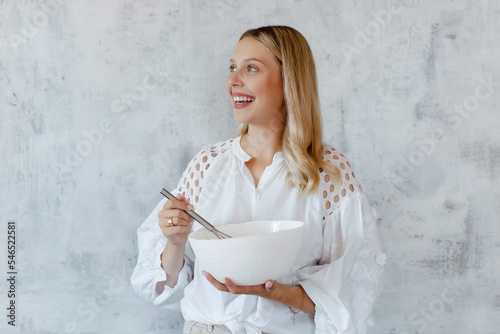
[{"left": 188, "top": 220, "right": 304, "bottom": 286}]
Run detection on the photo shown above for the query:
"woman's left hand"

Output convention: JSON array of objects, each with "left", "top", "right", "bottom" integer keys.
[
  {"left": 203, "top": 271, "right": 315, "bottom": 315},
  {"left": 202, "top": 271, "right": 281, "bottom": 300}
]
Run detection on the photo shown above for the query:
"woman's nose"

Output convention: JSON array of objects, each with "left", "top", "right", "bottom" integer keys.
[{"left": 228, "top": 71, "right": 243, "bottom": 87}]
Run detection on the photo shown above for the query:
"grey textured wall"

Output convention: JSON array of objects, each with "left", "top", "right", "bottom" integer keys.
[{"left": 1, "top": 0, "right": 499, "bottom": 333}]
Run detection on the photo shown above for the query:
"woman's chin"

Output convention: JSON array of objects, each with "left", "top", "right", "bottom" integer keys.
[{"left": 233, "top": 112, "right": 251, "bottom": 125}]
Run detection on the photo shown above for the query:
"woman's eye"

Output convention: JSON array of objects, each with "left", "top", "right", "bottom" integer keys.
[
  {"left": 248, "top": 66, "right": 257, "bottom": 72},
  {"left": 229, "top": 65, "right": 236, "bottom": 73}
]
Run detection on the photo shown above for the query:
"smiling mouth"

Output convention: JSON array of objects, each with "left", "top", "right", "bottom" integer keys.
[{"left": 233, "top": 96, "right": 255, "bottom": 105}]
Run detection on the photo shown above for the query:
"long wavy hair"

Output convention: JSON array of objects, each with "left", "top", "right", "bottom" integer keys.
[{"left": 237, "top": 25, "right": 341, "bottom": 195}]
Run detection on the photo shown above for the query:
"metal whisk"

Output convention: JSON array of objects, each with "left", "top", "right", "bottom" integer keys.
[{"left": 160, "top": 188, "right": 232, "bottom": 239}]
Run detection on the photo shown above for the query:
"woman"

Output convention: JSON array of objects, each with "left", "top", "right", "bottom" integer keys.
[{"left": 131, "top": 26, "right": 385, "bottom": 334}]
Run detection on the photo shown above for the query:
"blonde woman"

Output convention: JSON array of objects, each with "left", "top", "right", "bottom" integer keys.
[{"left": 131, "top": 26, "right": 385, "bottom": 334}]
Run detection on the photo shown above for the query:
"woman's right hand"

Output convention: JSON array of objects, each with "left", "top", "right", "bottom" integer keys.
[{"left": 158, "top": 193, "right": 195, "bottom": 247}]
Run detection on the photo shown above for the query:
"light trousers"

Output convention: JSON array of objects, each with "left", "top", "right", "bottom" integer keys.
[
  {"left": 183, "top": 321, "right": 232, "bottom": 334},
  {"left": 183, "top": 321, "right": 271, "bottom": 334}
]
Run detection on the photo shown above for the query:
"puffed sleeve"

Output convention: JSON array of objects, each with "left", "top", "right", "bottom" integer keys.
[
  {"left": 130, "top": 144, "right": 222, "bottom": 309},
  {"left": 130, "top": 197, "right": 194, "bottom": 310},
  {"left": 296, "top": 191, "right": 385, "bottom": 333}
]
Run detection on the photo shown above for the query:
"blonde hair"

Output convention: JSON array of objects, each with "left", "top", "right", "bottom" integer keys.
[{"left": 237, "top": 25, "right": 341, "bottom": 195}]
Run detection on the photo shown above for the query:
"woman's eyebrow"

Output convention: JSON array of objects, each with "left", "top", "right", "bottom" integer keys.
[{"left": 229, "top": 57, "right": 265, "bottom": 64}]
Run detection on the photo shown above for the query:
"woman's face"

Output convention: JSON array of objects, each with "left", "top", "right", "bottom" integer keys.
[{"left": 226, "top": 37, "right": 284, "bottom": 129}]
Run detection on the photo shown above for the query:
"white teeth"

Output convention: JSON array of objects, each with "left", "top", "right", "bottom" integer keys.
[{"left": 233, "top": 96, "right": 255, "bottom": 102}]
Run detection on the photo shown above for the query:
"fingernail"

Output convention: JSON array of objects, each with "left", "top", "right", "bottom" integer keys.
[
  {"left": 265, "top": 281, "right": 273, "bottom": 290},
  {"left": 201, "top": 270, "right": 207, "bottom": 277},
  {"left": 187, "top": 204, "right": 194, "bottom": 210}
]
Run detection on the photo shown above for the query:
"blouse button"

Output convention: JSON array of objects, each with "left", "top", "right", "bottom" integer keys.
[{"left": 375, "top": 252, "right": 387, "bottom": 265}]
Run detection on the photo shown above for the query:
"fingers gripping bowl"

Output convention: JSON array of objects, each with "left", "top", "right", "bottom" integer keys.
[{"left": 188, "top": 220, "right": 305, "bottom": 286}]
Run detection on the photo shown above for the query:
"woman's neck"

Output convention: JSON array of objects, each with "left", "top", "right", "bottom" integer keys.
[{"left": 241, "top": 126, "right": 283, "bottom": 162}]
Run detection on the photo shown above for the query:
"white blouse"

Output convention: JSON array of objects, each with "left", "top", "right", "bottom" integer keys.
[{"left": 131, "top": 136, "right": 385, "bottom": 334}]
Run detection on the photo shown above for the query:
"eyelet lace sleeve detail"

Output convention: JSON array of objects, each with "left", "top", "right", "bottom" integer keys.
[
  {"left": 301, "top": 192, "right": 385, "bottom": 333},
  {"left": 297, "top": 145, "right": 385, "bottom": 333},
  {"left": 130, "top": 137, "right": 236, "bottom": 308},
  {"left": 175, "top": 138, "right": 235, "bottom": 204},
  {"left": 320, "top": 145, "right": 363, "bottom": 220}
]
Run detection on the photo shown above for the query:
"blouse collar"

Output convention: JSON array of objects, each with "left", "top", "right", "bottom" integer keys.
[
  {"left": 233, "top": 136, "right": 252, "bottom": 162},
  {"left": 232, "top": 135, "right": 283, "bottom": 164}
]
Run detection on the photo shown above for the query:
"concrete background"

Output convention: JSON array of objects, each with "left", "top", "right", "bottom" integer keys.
[{"left": 1, "top": 0, "right": 499, "bottom": 333}]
